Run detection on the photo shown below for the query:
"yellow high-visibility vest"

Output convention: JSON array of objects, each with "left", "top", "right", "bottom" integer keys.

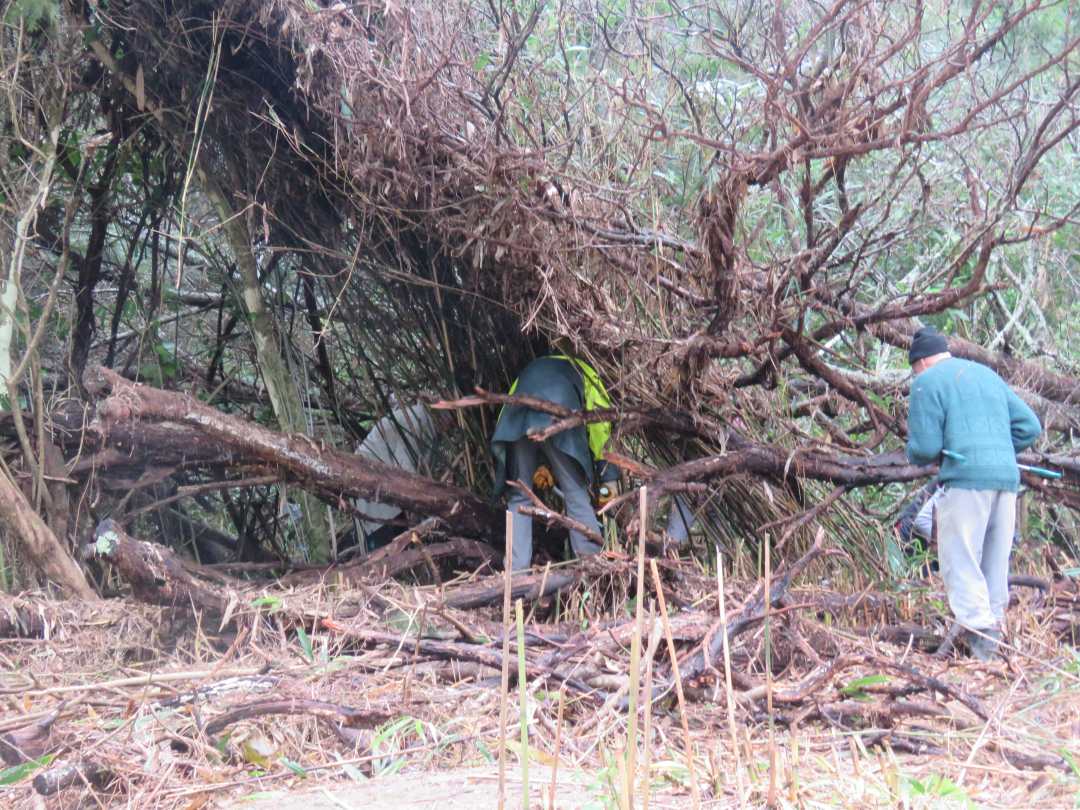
[{"left": 506, "top": 355, "right": 612, "bottom": 461}]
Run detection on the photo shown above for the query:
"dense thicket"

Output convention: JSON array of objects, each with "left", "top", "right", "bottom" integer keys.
[{"left": 2, "top": 0, "right": 1079, "bottom": 594}]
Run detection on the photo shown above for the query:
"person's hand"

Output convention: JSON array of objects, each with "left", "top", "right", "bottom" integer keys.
[{"left": 532, "top": 465, "right": 555, "bottom": 491}]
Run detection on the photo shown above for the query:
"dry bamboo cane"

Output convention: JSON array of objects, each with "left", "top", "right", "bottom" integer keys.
[
  {"left": 497, "top": 511, "right": 514, "bottom": 810},
  {"left": 626, "top": 486, "right": 649, "bottom": 806},
  {"left": 765, "top": 534, "right": 777, "bottom": 808},
  {"left": 549, "top": 686, "right": 565, "bottom": 810},
  {"left": 649, "top": 558, "right": 701, "bottom": 810},
  {"left": 641, "top": 603, "right": 656, "bottom": 810},
  {"left": 516, "top": 598, "right": 529, "bottom": 809},
  {"left": 716, "top": 546, "right": 746, "bottom": 806}
]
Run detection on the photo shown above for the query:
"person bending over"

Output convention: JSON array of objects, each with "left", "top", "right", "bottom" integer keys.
[{"left": 491, "top": 353, "right": 619, "bottom": 570}]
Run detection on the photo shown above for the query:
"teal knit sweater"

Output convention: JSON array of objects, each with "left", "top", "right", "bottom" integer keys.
[{"left": 906, "top": 357, "right": 1041, "bottom": 492}]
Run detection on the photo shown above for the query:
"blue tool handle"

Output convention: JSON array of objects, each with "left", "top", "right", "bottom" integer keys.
[
  {"left": 942, "top": 450, "right": 1062, "bottom": 479},
  {"left": 1017, "top": 464, "right": 1063, "bottom": 480}
]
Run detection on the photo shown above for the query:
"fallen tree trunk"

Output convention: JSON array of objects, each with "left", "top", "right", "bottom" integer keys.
[
  {"left": 86, "top": 366, "right": 502, "bottom": 538},
  {"left": 439, "top": 568, "right": 579, "bottom": 610},
  {"left": 87, "top": 519, "right": 232, "bottom": 613},
  {"left": 88, "top": 519, "right": 502, "bottom": 619},
  {"left": 0, "top": 403, "right": 254, "bottom": 474},
  {"left": 0, "top": 468, "right": 96, "bottom": 600}
]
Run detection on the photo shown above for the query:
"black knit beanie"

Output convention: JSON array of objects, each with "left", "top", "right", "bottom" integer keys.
[{"left": 909, "top": 326, "right": 949, "bottom": 364}]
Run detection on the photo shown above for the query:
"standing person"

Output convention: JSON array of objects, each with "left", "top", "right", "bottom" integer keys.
[
  {"left": 905, "top": 326, "right": 1042, "bottom": 660},
  {"left": 492, "top": 353, "right": 620, "bottom": 570}
]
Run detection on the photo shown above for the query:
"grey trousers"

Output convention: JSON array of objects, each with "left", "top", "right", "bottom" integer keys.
[
  {"left": 506, "top": 438, "right": 603, "bottom": 571},
  {"left": 935, "top": 488, "right": 1016, "bottom": 631}
]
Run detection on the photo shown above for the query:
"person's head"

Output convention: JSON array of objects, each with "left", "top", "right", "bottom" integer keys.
[{"left": 908, "top": 326, "right": 951, "bottom": 375}]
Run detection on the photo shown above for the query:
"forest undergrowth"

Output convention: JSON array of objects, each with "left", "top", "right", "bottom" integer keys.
[{"left": 2, "top": 529, "right": 1078, "bottom": 809}]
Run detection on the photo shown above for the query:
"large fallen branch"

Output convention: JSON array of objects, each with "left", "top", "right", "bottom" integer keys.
[
  {"left": 86, "top": 366, "right": 502, "bottom": 537},
  {"left": 87, "top": 519, "right": 232, "bottom": 613},
  {"left": 874, "top": 319, "right": 1080, "bottom": 406},
  {"left": 202, "top": 698, "right": 387, "bottom": 736},
  {"left": 439, "top": 568, "right": 579, "bottom": 610},
  {"left": 0, "top": 469, "right": 96, "bottom": 600},
  {"left": 33, "top": 759, "right": 114, "bottom": 796},
  {"left": 0, "top": 404, "right": 254, "bottom": 475},
  {"left": 87, "top": 519, "right": 507, "bottom": 626},
  {"left": 433, "top": 385, "right": 952, "bottom": 493}
]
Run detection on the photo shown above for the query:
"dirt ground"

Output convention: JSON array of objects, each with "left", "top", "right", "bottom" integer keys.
[{"left": 221, "top": 765, "right": 638, "bottom": 810}]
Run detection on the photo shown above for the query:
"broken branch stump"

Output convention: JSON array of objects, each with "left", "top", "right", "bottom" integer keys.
[{"left": 87, "top": 519, "right": 232, "bottom": 615}]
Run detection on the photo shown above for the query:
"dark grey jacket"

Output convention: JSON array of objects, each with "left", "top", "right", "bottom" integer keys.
[{"left": 491, "top": 356, "right": 618, "bottom": 495}]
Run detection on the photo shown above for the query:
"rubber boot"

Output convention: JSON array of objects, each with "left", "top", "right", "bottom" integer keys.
[{"left": 968, "top": 628, "right": 1002, "bottom": 662}]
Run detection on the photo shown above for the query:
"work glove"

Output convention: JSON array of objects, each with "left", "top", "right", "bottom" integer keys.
[
  {"left": 596, "top": 483, "right": 616, "bottom": 508},
  {"left": 532, "top": 464, "right": 555, "bottom": 491}
]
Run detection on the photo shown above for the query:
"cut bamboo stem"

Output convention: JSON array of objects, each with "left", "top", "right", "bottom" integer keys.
[
  {"left": 716, "top": 545, "right": 745, "bottom": 806},
  {"left": 498, "top": 510, "right": 513, "bottom": 810},
  {"left": 641, "top": 603, "right": 656, "bottom": 810},
  {"left": 516, "top": 598, "right": 529, "bottom": 809},
  {"left": 615, "top": 748, "right": 631, "bottom": 810},
  {"left": 765, "top": 533, "right": 777, "bottom": 809},
  {"left": 549, "top": 686, "right": 565, "bottom": 810},
  {"left": 649, "top": 558, "right": 701, "bottom": 810},
  {"left": 17, "top": 666, "right": 273, "bottom": 697},
  {"left": 626, "top": 486, "right": 648, "bottom": 806}
]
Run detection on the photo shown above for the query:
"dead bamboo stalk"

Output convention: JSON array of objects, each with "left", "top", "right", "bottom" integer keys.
[
  {"left": 549, "top": 686, "right": 565, "bottom": 810},
  {"left": 649, "top": 558, "right": 701, "bottom": 810},
  {"left": 641, "top": 603, "right": 656, "bottom": 810},
  {"left": 626, "top": 486, "right": 648, "bottom": 804},
  {"left": 18, "top": 666, "right": 272, "bottom": 697},
  {"left": 765, "top": 533, "right": 777, "bottom": 808},
  {"left": 497, "top": 510, "right": 513, "bottom": 810},
  {"left": 515, "top": 597, "right": 529, "bottom": 809},
  {"left": 716, "top": 546, "right": 745, "bottom": 805}
]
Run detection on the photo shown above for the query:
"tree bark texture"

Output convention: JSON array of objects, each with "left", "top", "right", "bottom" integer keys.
[
  {"left": 87, "top": 518, "right": 230, "bottom": 613},
  {"left": 0, "top": 469, "right": 96, "bottom": 599},
  {"left": 86, "top": 366, "right": 502, "bottom": 537}
]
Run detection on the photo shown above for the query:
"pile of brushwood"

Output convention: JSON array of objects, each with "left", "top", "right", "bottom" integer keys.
[{"left": 2, "top": 513, "right": 1079, "bottom": 807}]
